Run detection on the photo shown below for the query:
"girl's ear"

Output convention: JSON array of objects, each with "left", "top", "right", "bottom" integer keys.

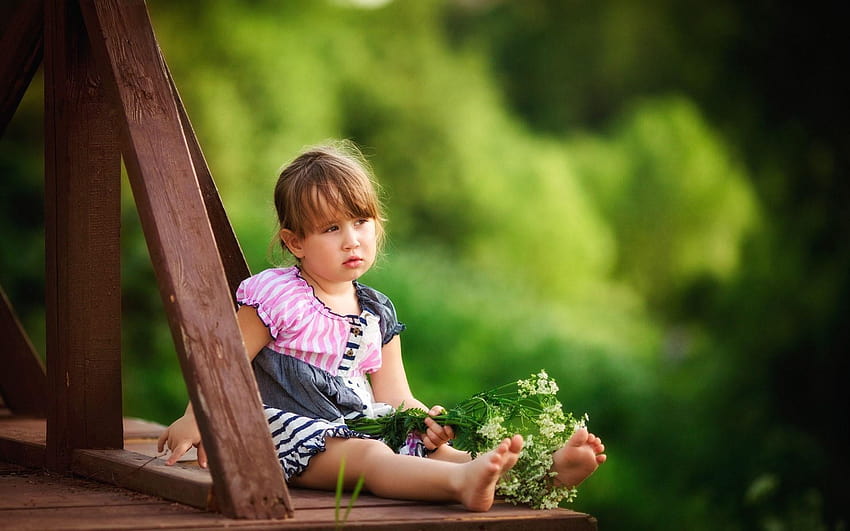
[{"left": 280, "top": 229, "right": 304, "bottom": 258}]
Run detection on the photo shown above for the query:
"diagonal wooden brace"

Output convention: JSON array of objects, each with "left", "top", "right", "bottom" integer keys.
[{"left": 75, "top": 0, "right": 291, "bottom": 519}]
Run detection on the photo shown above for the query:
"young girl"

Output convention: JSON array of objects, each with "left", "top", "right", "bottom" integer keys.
[{"left": 158, "top": 141, "right": 606, "bottom": 511}]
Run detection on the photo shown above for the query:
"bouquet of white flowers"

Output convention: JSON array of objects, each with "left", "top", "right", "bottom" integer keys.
[{"left": 346, "top": 370, "right": 588, "bottom": 508}]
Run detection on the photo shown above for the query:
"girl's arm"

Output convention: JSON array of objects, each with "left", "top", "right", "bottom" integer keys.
[
  {"left": 370, "top": 336, "right": 454, "bottom": 451},
  {"left": 370, "top": 336, "right": 422, "bottom": 409},
  {"left": 236, "top": 305, "right": 274, "bottom": 362},
  {"left": 157, "top": 305, "right": 272, "bottom": 466}
]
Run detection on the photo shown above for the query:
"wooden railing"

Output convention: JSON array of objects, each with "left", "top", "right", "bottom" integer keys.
[{"left": 0, "top": 0, "right": 290, "bottom": 519}]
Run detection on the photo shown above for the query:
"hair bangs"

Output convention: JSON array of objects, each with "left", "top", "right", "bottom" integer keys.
[{"left": 299, "top": 177, "right": 380, "bottom": 234}]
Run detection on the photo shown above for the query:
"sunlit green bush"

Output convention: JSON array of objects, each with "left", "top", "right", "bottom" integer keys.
[{"left": 6, "top": 0, "right": 839, "bottom": 528}]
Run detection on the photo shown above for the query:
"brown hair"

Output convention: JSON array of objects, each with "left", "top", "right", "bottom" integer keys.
[{"left": 273, "top": 140, "right": 385, "bottom": 260}]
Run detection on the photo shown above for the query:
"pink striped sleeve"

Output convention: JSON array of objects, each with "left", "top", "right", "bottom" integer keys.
[
  {"left": 236, "top": 267, "right": 355, "bottom": 374},
  {"left": 236, "top": 268, "right": 294, "bottom": 339}
]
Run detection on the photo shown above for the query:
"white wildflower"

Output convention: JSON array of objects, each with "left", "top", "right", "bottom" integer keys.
[
  {"left": 534, "top": 369, "right": 559, "bottom": 395},
  {"left": 538, "top": 415, "right": 566, "bottom": 440},
  {"left": 517, "top": 376, "right": 535, "bottom": 397},
  {"left": 477, "top": 414, "right": 506, "bottom": 442}
]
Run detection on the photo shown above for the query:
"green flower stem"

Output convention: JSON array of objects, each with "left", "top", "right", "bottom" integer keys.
[{"left": 345, "top": 370, "right": 589, "bottom": 509}]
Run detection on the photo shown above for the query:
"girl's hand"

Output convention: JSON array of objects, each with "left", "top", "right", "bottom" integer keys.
[
  {"left": 156, "top": 412, "right": 207, "bottom": 468},
  {"left": 421, "top": 405, "right": 455, "bottom": 451}
]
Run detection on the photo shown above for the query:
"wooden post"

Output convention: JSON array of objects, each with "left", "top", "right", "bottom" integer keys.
[
  {"left": 43, "top": 0, "right": 123, "bottom": 471},
  {"left": 77, "top": 0, "right": 291, "bottom": 519}
]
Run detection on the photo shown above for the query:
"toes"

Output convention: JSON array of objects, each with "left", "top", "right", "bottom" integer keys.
[
  {"left": 488, "top": 439, "right": 510, "bottom": 463},
  {"left": 509, "top": 434, "right": 524, "bottom": 453},
  {"left": 569, "top": 427, "right": 589, "bottom": 446}
]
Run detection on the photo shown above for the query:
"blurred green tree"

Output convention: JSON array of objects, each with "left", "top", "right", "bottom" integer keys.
[{"left": 1, "top": 0, "right": 845, "bottom": 529}]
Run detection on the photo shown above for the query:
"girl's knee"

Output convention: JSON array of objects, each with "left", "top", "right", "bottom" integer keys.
[
  {"left": 291, "top": 437, "right": 389, "bottom": 489},
  {"left": 327, "top": 437, "right": 393, "bottom": 460}
]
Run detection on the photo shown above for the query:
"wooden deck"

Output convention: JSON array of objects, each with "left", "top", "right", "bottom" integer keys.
[{"left": 0, "top": 413, "right": 598, "bottom": 530}]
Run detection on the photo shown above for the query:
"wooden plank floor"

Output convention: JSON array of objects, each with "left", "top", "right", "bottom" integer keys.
[{"left": 0, "top": 413, "right": 597, "bottom": 530}]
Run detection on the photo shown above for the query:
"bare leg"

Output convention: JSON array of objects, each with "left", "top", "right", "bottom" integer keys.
[
  {"left": 551, "top": 427, "right": 606, "bottom": 488},
  {"left": 291, "top": 435, "right": 523, "bottom": 511}
]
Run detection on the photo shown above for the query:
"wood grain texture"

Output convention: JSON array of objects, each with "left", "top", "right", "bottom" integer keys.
[
  {"left": 0, "top": 415, "right": 45, "bottom": 444},
  {"left": 0, "top": 467, "right": 174, "bottom": 509},
  {"left": 0, "top": 465, "right": 597, "bottom": 530},
  {"left": 73, "top": 448, "right": 215, "bottom": 511},
  {"left": 0, "top": 438, "right": 45, "bottom": 468},
  {"left": 0, "top": 286, "right": 47, "bottom": 416},
  {"left": 76, "top": 0, "right": 291, "bottom": 519},
  {"left": 44, "top": 0, "right": 123, "bottom": 472}
]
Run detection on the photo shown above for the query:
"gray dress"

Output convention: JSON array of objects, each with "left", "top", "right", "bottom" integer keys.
[{"left": 243, "top": 274, "right": 423, "bottom": 481}]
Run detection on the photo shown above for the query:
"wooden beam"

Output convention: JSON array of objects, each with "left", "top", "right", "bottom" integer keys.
[
  {"left": 0, "top": 0, "right": 43, "bottom": 137},
  {"left": 72, "top": 449, "right": 215, "bottom": 511},
  {"left": 0, "top": 414, "right": 46, "bottom": 467},
  {"left": 165, "top": 64, "right": 251, "bottom": 298},
  {"left": 0, "top": 437, "right": 45, "bottom": 469},
  {"left": 77, "top": 0, "right": 291, "bottom": 519},
  {"left": 0, "top": 286, "right": 47, "bottom": 417},
  {"left": 44, "top": 0, "right": 123, "bottom": 472}
]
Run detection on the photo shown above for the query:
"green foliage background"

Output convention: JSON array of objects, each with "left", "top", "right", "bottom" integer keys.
[{"left": 1, "top": 0, "right": 846, "bottom": 529}]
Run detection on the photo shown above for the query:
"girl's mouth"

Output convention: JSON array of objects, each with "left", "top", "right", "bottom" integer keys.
[{"left": 344, "top": 257, "right": 364, "bottom": 268}]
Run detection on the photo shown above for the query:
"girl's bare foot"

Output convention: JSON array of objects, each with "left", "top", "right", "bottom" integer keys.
[
  {"left": 551, "top": 427, "right": 606, "bottom": 488},
  {"left": 456, "top": 434, "right": 524, "bottom": 511}
]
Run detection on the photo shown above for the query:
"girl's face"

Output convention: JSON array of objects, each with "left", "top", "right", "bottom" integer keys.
[{"left": 285, "top": 209, "right": 378, "bottom": 286}]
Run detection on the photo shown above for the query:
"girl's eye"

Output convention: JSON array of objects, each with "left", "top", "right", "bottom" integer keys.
[
  {"left": 355, "top": 218, "right": 369, "bottom": 226},
  {"left": 324, "top": 225, "right": 339, "bottom": 233}
]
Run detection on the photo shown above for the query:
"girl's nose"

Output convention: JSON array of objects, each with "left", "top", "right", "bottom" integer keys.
[{"left": 342, "top": 226, "right": 360, "bottom": 249}]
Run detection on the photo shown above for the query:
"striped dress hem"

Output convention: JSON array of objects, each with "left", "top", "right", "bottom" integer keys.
[{"left": 265, "top": 406, "right": 372, "bottom": 481}]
